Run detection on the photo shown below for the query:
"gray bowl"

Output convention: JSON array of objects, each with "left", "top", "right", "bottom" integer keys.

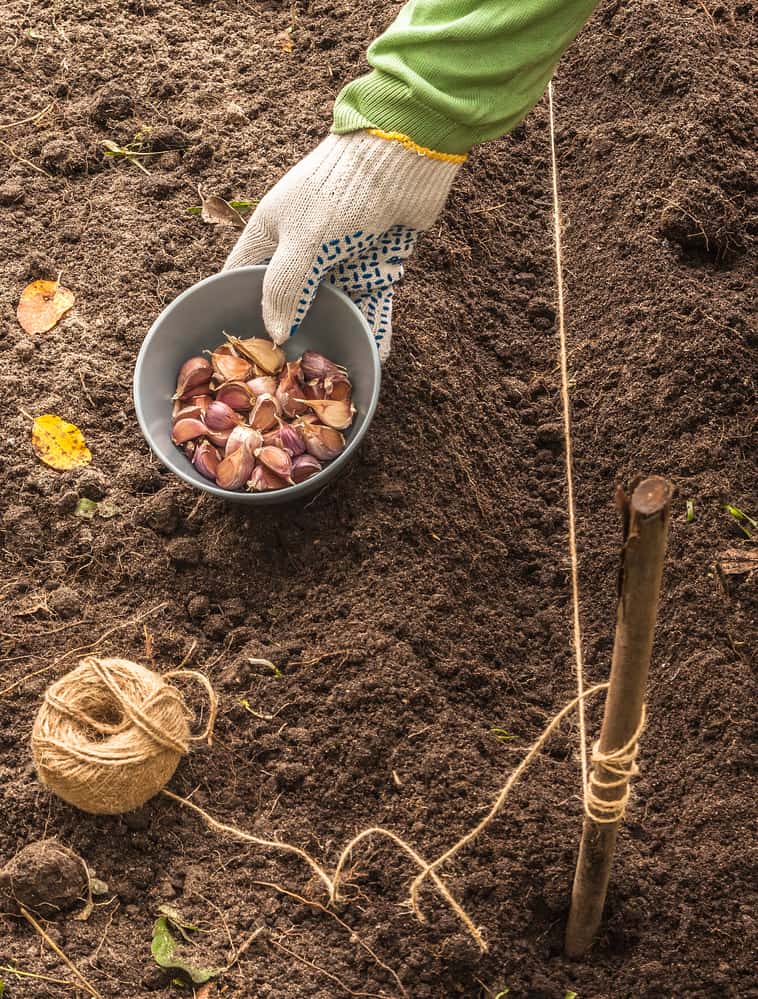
[{"left": 134, "top": 266, "right": 381, "bottom": 504}]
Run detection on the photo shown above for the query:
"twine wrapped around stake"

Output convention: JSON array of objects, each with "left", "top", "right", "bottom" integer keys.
[{"left": 31, "top": 657, "right": 217, "bottom": 815}]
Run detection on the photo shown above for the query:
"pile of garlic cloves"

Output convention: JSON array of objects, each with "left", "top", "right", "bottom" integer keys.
[{"left": 171, "top": 336, "right": 355, "bottom": 493}]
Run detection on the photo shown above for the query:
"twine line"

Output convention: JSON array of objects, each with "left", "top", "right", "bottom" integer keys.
[
  {"left": 585, "top": 704, "right": 647, "bottom": 823},
  {"left": 547, "top": 81, "right": 643, "bottom": 824}
]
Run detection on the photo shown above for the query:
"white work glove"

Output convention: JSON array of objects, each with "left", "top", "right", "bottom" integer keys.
[{"left": 223, "top": 131, "right": 463, "bottom": 361}]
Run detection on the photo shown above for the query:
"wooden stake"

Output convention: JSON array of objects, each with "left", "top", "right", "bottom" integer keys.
[{"left": 565, "top": 476, "right": 673, "bottom": 958}]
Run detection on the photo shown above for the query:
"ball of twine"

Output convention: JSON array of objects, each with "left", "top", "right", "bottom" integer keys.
[{"left": 31, "top": 657, "right": 217, "bottom": 815}]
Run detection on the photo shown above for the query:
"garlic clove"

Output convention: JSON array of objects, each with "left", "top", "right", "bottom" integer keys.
[
  {"left": 324, "top": 373, "right": 352, "bottom": 403},
  {"left": 172, "top": 403, "right": 204, "bottom": 425},
  {"left": 210, "top": 351, "right": 253, "bottom": 383},
  {"left": 225, "top": 425, "right": 263, "bottom": 457},
  {"left": 302, "top": 378, "right": 326, "bottom": 401},
  {"left": 192, "top": 441, "right": 221, "bottom": 481},
  {"left": 247, "top": 464, "right": 288, "bottom": 492},
  {"left": 291, "top": 454, "right": 322, "bottom": 483},
  {"left": 298, "top": 421, "right": 346, "bottom": 461},
  {"left": 205, "top": 428, "right": 232, "bottom": 448},
  {"left": 180, "top": 380, "right": 213, "bottom": 402},
  {"left": 262, "top": 422, "right": 306, "bottom": 457},
  {"left": 216, "top": 443, "right": 256, "bottom": 491},
  {"left": 275, "top": 360, "right": 309, "bottom": 417},
  {"left": 296, "top": 396, "right": 355, "bottom": 431},
  {"left": 247, "top": 375, "right": 278, "bottom": 397},
  {"left": 225, "top": 335, "right": 285, "bottom": 374},
  {"left": 249, "top": 392, "right": 281, "bottom": 431},
  {"left": 215, "top": 380, "right": 255, "bottom": 411},
  {"left": 174, "top": 356, "right": 213, "bottom": 400},
  {"left": 301, "top": 350, "right": 345, "bottom": 382},
  {"left": 189, "top": 394, "right": 213, "bottom": 415},
  {"left": 254, "top": 445, "right": 294, "bottom": 482},
  {"left": 171, "top": 417, "right": 208, "bottom": 444},
  {"left": 205, "top": 399, "right": 244, "bottom": 432}
]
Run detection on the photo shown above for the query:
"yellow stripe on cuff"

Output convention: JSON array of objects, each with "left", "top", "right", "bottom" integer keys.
[{"left": 366, "top": 128, "right": 468, "bottom": 164}]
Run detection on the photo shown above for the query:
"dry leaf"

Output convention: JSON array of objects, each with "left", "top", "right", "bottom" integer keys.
[
  {"left": 17, "top": 279, "right": 75, "bottom": 334},
  {"left": 718, "top": 547, "right": 758, "bottom": 577},
  {"left": 198, "top": 187, "right": 246, "bottom": 230},
  {"left": 32, "top": 414, "right": 91, "bottom": 470},
  {"left": 276, "top": 29, "right": 294, "bottom": 52}
]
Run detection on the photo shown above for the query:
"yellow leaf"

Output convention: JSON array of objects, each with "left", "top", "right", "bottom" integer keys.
[
  {"left": 31, "top": 414, "right": 91, "bottom": 470},
  {"left": 17, "top": 279, "right": 75, "bottom": 335},
  {"left": 275, "top": 29, "right": 294, "bottom": 52}
]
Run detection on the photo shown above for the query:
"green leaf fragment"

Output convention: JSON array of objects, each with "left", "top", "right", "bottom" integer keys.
[
  {"left": 151, "top": 916, "right": 221, "bottom": 985},
  {"left": 565, "top": 991, "right": 578, "bottom": 999},
  {"left": 726, "top": 505, "right": 757, "bottom": 538},
  {"left": 158, "top": 903, "right": 201, "bottom": 938},
  {"left": 685, "top": 499, "right": 694, "bottom": 522},
  {"left": 490, "top": 727, "right": 516, "bottom": 742},
  {"left": 75, "top": 497, "right": 98, "bottom": 518},
  {"left": 74, "top": 497, "right": 118, "bottom": 519}
]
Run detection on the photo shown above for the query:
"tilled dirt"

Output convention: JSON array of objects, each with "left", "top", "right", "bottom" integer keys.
[{"left": 0, "top": 1, "right": 755, "bottom": 997}]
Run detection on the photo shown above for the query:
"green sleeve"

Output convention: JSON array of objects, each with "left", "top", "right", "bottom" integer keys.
[{"left": 332, "top": 0, "right": 599, "bottom": 154}]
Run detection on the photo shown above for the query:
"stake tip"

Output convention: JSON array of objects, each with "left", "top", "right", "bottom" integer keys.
[{"left": 631, "top": 476, "right": 673, "bottom": 517}]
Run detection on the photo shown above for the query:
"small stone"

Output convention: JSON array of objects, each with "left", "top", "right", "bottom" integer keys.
[
  {"left": 501, "top": 377, "right": 529, "bottom": 403},
  {"left": 48, "top": 585, "right": 81, "bottom": 619},
  {"left": 0, "top": 840, "right": 87, "bottom": 914}
]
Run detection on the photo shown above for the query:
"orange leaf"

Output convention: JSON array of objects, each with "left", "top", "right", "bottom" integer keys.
[
  {"left": 31, "top": 414, "right": 91, "bottom": 470},
  {"left": 17, "top": 279, "right": 75, "bottom": 334}
]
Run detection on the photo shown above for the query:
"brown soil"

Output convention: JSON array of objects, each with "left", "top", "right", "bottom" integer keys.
[{"left": 1, "top": 1, "right": 756, "bottom": 997}]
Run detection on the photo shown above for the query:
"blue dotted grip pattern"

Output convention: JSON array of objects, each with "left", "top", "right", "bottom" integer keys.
[{"left": 291, "top": 224, "right": 418, "bottom": 351}]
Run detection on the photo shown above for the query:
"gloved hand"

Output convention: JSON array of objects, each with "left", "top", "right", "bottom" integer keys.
[{"left": 223, "top": 131, "right": 463, "bottom": 360}]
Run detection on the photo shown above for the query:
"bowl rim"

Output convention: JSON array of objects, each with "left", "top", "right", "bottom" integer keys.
[{"left": 133, "top": 266, "right": 381, "bottom": 502}]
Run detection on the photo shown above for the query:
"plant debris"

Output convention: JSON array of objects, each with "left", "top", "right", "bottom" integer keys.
[
  {"left": 32, "top": 415, "right": 91, "bottom": 471},
  {"left": 191, "top": 187, "right": 250, "bottom": 229},
  {"left": 17, "top": 279, "right": 74, "bottom": 334},
  {"left": 151, "top": 906, "right": 222, "bottom": 985}
]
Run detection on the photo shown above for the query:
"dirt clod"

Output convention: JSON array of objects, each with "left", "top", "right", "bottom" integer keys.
[{"left": 0, "top": 840, "right": 87, "bottom": 914}]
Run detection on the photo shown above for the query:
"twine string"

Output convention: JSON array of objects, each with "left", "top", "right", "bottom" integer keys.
[
  {"left": 32, "top": 658, "right": 218, "bottom": 815},
  {"left": 165, "top": 668, "right": 219, "bottom": 745},
  {"left": 547, "top": 81, "right": 643, "bottom": 823},
  {"left": 585, "top": 705, "right": 646, "bottom": 823}
]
